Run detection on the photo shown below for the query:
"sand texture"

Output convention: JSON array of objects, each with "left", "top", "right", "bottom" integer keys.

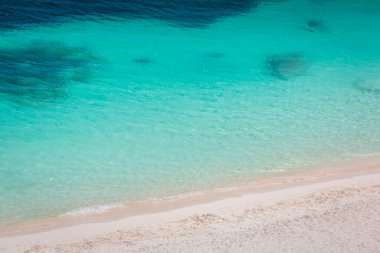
[{"left": 1, "top": 169, "right": 379, "bottom": 253}]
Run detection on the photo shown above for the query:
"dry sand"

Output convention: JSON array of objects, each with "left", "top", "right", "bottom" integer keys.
[{"left": 0, "top": 157, "right": 380, "bottom": 253}]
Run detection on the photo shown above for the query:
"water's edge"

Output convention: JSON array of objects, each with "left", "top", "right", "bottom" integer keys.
[{"left": 1, "top": 153, "right": 379, "bottom": 238}]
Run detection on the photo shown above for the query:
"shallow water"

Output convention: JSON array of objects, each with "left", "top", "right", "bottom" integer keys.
[{"left": 0, "top": 0, "right": 379, "bottom": 223}]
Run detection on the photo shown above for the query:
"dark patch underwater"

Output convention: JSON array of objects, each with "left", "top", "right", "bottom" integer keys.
[
  {"left": 0, "top": 41, "right": 98, "bottom": 106},
  {"left": 0, "top": 0, "right": 259, "bottom": 29},
  {"left": 353, "top": 79, "right": 380, "bottom": 95},
  {"left": 304, "top": 19, "right": 328, "bottom": 33},
  {"left": 133, "top": 57, "right": 154, "bottom": 64},
  {"left": 266, "top": 53, "right": 307, "bottom": 80}
]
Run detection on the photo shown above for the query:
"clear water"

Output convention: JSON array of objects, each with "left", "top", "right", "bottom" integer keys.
[{"left": 0, "top": 0, "right": 379, "bottom": 224}]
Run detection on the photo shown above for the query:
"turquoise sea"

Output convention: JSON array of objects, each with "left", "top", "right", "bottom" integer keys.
[{"left": 0, "top": 0, "right": 379, "bottom": 224}]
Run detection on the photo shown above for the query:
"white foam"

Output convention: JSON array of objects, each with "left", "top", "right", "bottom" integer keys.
[{"left": 62, "top": 204, "right": 122, "bottom": 216}]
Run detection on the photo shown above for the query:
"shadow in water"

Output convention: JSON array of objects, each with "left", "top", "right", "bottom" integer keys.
[
  {"left": 0, "top": 41, "right": 99, "bottom": 106},
  {"left": 266, "top": 53, "right": 307, "bottom": 80},
  {"left": 353, "top": 79, "right": 380, "bottom": 95},
  {"left": 133, "top": 57, "right": 154, "bottom": 64},
  {"left": 304, "top": 19, "right": 328, "bottom": 33}
]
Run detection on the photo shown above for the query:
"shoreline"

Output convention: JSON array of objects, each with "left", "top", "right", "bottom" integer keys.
[
  {"left": 0, "top": 154, "right": 379, "bottom": 238},
  {"left": 0, "top": 155, "right": 379, "bottom": 252}
]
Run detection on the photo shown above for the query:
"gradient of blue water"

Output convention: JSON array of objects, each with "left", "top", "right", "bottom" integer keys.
[
  {"left": 0, "top": 0, "right": 259, "bottom": 30},
  {"left": 0, "top": 0, "right": 379, "bottom": 223}
]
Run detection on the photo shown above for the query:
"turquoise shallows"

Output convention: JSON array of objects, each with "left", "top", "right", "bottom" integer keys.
[{"left": 0, "top": 0, "right": 379, "bottom": 223}]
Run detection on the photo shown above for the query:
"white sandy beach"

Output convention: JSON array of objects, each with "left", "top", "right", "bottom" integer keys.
[{"left": 0, "top": 157, "right": 380, "bottom": 253}]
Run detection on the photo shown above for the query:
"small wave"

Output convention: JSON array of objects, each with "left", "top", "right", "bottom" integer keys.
[{"left": 62, "top": 204, "right": 122, "bottom": 216}]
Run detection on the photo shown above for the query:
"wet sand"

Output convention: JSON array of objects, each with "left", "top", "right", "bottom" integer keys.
[{"left": 0, "top": 156, "right": 379, "bottom": 252}]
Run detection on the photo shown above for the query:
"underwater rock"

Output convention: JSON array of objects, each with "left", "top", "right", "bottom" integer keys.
[
  {"left": 133, "top": 57, "right": 153, "bottom": 64},
  {"left": 353, "top": 79, "right": 380, "bottom": 94},
  {"left": 304, "top": 19, "right": 328, "bottom": 32},
  {"left": 0, "top": 40, "right": 98, "bottom": 105},
  {"left": 266, "top": 53, "right": 306, "bottom": 80},
  {"left": 203, "top": 52, "right": 225, "bottom": 58}
]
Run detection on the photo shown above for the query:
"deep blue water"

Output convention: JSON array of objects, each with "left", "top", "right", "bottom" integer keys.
[{"left": 0, "top": 0, "right": 257, "bottom": 29}]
